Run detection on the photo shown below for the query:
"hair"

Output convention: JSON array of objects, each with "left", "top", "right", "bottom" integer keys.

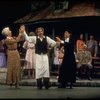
[
  {"left": 64, "top": 28, "right": 72, "bottom": 34},
  {"left": 19, "top": 24, "right": 25, "bottom": 28},
  {"left": 2, "top": 27, "right": 10, "bottom": 36},
  {"left": 29, "top": 32, "right": 35, "bottom": 36},
  {"left": 35, "top": 27, "right": 44, "bottom": 35}
]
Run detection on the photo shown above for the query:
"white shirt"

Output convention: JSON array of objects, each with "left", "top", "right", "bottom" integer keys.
[
  {"left": 61, "top": 38, "right": 70, "bottom": 44},
  {"left": 65, "top": 38, "right": 69, "bottom": 42},
  {"left": 23, "top": 31, "right": 57, "bottom": 48}
]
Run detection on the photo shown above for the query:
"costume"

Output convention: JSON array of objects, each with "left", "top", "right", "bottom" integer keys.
[
  {"left": 5, "top": 35, "right": 21, "bottom": 86},
  {"left": 58, "top": 38, "right": 76, "bottom": 88},
  {"left": 23, "top": 32, "right": 56, "bottom": 89}
]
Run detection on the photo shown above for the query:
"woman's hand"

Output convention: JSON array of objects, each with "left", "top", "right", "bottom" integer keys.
[
  {"left": 19, "top": 28, "right": 24, "bottom": 33},
  {"left": 19, "top": 25, "right": 26, "bottom": 33}
]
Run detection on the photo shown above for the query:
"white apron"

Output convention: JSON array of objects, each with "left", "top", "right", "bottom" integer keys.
[{"left": 36, "top": 54, "right": 49, "bottom": 79}]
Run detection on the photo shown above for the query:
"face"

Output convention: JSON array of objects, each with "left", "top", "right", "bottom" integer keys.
[
  {"left": 90, "top": 35, "right": 94, "bottom": 39},
  {"left": 36, "top": 27, "right": 44, "bottom": 37},
  {"left": 64, "top": 31, "right": 70, "bottom": 39},
  {"left": 80, "top": 34, "right": 83, "bottom": 39}
]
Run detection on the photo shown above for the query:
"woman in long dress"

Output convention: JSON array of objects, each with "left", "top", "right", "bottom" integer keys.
[
  {"left": 23, "top": 32, "right": 36, "bottom": 79},
  {"left": 2, "top": 27, "right": 22, "bottom": 88}
]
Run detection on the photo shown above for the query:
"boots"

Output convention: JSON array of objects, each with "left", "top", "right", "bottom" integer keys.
[
  {"left": 43, "top": 78, "right": 50, "bottom": 89},
  {"left": 58, "top": 83, "right": 66, "bottom": 88},
  {"left": 37, "top": 78, "right": 42, "bottom": 89}
]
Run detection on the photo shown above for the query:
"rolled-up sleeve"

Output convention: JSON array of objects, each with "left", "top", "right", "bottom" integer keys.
[
  {"left": 23, "top": 31, "right": 36, "bottom": 44},
  {"left": 46, "top": 36, "right": 56, "bottom": 47}
]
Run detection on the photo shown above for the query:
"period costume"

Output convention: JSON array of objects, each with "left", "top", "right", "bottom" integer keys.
[
  {"left": 23, "top": 32, "right": 56, "bottom": 89},
  {"left": 5, "top": 35, "right": 21, "bottom": 86},
  {"left": 77, "top": 49, "right": 92, "bottom": 80},
  {"left": 23, "top": 41, "right": 35, "bottom": 69},
  {"left": 58, "top": 38, "right": 76, "bottom": 88},
  {"left": 77, "top": 50, "right": 92, "bottom": 69},
  {"left": 23, "top": 40, "right": 35, "bottom": 78},
  {"left": 53, "top": 47, "right": 61, "bottom": 72}
]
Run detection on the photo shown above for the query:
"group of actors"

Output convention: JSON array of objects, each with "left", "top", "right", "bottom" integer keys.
[{"left": 0, "top": 24, "right": 98, "bottom": 89}]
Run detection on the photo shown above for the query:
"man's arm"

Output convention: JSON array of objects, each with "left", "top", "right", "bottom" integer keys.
[
  {"left": 19, "top": 25, "right": 36, "bottom": 43},
  {"left": 46, "top": 36, "right": 57, "bottom": 48},
  {"left": 23, "top": 31, "right": 36, "bottom": 44}
]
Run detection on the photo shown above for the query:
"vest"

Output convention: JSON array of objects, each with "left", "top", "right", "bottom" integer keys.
[{"left": 35, "top": 36, "right": 48, "bottom": 54}]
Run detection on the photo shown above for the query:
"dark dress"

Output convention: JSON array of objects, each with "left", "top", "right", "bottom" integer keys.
[{"left": 58, "top": 38, "right": 76, "bottom": 86}]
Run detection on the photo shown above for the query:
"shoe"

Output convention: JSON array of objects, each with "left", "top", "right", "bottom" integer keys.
[
  {"left": 45, "top": 85, "right": 51, "bottom": 89},
  {"left": 45, "top": 86, "right": 49, "bottom": 89},
  {"left": 58, "top": 84, "right": 66, "bottom": 88},
  {"left": 37, "top": 86, "right": 42, "bottom": 89},
  {"left": 37, "top": 78, "right": 42, "bottom": 89},
  {"left": 10, "top": 84, "right": 13, "bottom": 87},
  {"left": 37, "top": 84, "right": 43, "bottom": 89},
  {"left": 43, "top": 78, "right": 50, "bottom": 89}
]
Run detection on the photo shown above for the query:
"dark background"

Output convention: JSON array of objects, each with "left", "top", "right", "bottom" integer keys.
[
  {"left": 0, "top": 0, "right": 31, "bottom": 27},
  {"left": 0, "top": 0, "right": 32, "bottom": 39},
  {"left": 0, "top": 0, "right": 100, "bottom": 41}
]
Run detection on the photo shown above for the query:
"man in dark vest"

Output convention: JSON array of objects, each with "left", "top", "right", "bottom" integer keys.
[{"left": 21, "top": 26, "right": 57, "bottom": 89}]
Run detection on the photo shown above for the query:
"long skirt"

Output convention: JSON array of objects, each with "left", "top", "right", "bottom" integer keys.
[{"left": 6, "top": 50, "right": 21, "bottom": 85}]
